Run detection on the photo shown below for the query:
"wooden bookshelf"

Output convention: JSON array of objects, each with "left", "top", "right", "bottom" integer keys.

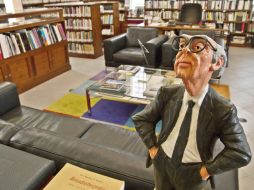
[
  {"left": 99, "top": 1, "right": 120, "bottom": 39},
  {"left": 0, "top": 8, "right": 70, "bottom": 93},
  {"left": 46, "top": 2, "right": 103, "bottom": 58},
  {"left": 144, "top": 0, "right": 253, "bottom": 47}
]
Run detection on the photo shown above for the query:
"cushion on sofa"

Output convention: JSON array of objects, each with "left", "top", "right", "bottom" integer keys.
[
  {"left": 113, "top": 47, "right": 145, "bottom": 65},
  {"left": 127, "top": 27, "right": 157, "bottom": 47},
  {"left": 0, "top": 119, "right": 21, "bottom": 144},
  {"left": 0, "top": 106, "right": 93, "bottom": 138},
  {"left": 80, "top": 123, "right": 147, "bottom": 156},
  {"left": 0, "top": 144, "right": 55, "bottom": 190}
]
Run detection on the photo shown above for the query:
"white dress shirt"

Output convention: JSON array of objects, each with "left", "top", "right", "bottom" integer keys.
[{"left": 161, "top": 85, "right": 209, "bottom": 163}]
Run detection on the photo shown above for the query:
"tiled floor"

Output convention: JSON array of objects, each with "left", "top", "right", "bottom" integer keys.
[{"left": 20, "top": 47, "right": 254, "bottom": 189}]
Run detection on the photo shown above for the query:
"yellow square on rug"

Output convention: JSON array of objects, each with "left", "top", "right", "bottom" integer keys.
[{"left": 45, "top": 93, "right": 100, "bottom": 118}]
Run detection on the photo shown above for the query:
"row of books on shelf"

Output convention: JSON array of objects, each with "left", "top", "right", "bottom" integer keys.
[
  {"left": 101, "top": 15, "right": 114, "bottom": 25},
  {"left": 162, "top": 11, "right": 179, "bottom": 20},
  {"left": 146, "top": 10, "right": 179, "bottom": 20},
  {"left": 119, "top": 2, "right": 125, "bottom": 9},
  {"left": 100, "top": 4, "right": 113, "bottom": 12},
  {"left": 0, "top": 23, "right": 66, "bottom": 60},
  {"left": 65, "top": 18, "right": 92, "bottom": 30},
  {"left": 206, "top": 0, "right": 251, "bottom": 10},
  {"left": 68, "top": 43, "right": 94, "bottom": 54},
  {"left": 21, "top": 0, "right": 79, "bottom": 4},
  {"left": 231, "top": 36, "right": 246, "bottom": 44},
  {"left": 204, "top": 11, "right": 248, "bottom": 22},
  {"left": 119, "top": 14, "right": 125, "bottom": 21},
  {"left": 145, "top": 0, "right": 183, "bottom": 9},
  {"left": 102, "top": 26, "right": 114, "bottom": 35},
  {"left": 67, "top": 31, "right": 93, "bottom": 42},
  {"left": 146, "top": 10, "right": 249, "bottom": 23},
  {"left": 224, "top": 22, "right": 246, "bottom": 33},
  {"left": 248, "top": 23, "right": 254, "bottom": 32},
  {"left": 63, "top": 6, "right": 91, "bottom": 17},
  {"left": 145, "top": 0, "right": 251, "bottom": 11}
]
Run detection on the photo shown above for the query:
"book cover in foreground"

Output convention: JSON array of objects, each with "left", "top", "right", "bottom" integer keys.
[{"left": 44, "top": 163, "right": 124, "bottom": 190}]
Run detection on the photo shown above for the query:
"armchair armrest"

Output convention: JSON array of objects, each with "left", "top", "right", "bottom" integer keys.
[
  {"left": 103, "top": 34, "right": 127, "bottom": 64},
  {"left": 145, "top": 35, "right": 168, "bottom": 68},
  {"left": 161, "top": 37, "right": 178, "bottom": 70},
  {"left": 0, "top": 82, "right": 20, "bottom": 115}
]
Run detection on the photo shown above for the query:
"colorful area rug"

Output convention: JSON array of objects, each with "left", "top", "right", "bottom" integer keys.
[{"left": 44, "top": 70, "right": 158, "bottom": 131}]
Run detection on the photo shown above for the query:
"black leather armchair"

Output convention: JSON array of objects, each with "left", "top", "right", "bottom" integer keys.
[
  {"left": 179, "top": 3, "right": 202, "bottom": 24},
  {"left": 160, "top": 37, "right": 178, "bottom": 70},
  {"left": 104, "top": 27, "right": 168, "bottom": 68}
]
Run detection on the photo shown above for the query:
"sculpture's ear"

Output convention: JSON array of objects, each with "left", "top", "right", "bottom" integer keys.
[{"left": 210, "top": 56, "right": 224, "bottom": 71}]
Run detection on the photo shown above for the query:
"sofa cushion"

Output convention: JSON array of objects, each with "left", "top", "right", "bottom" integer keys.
[
  {"left": 127, "top": 27, "right": 157, "bottom": 47},
  {"left": 0, "top": 144, "right": 55, "bottom": 190},
  {"left": 113, "top": 47, "right": 145, "bottom": 65},
  {"left": 0, "top": 106, "right": 93, "bottom": 138},
  {"left": 81, "top": 123, "right": 147, "bottom": 157},
  {"left": 0, "top": 119, "right": 21, "bottom": 144}
]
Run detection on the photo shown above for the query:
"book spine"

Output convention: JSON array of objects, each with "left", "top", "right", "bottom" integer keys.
[{"left": 57, "top": 23, "right": 67, "bottom": 40}]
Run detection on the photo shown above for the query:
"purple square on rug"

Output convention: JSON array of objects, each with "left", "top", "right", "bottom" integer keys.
[
  {"left": 89, "top": 70, "right": 109, "bottom": 81},
  {"left": 82, "top": 99, "right": 139, "bottom": 125}
]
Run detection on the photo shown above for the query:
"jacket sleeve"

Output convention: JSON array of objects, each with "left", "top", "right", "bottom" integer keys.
[
  {"left": 132, "top": 87, "right": 165, "bottom": 149},
  {"left": 205, "top": 104, "right": 252, "bottom": 175}
]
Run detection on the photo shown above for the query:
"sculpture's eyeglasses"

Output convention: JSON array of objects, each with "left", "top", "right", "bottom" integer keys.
[{"left": 172, "top": 36, "right": 217, "bottom": 53}]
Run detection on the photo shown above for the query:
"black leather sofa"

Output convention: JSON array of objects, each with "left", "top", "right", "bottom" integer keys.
[
  {"left": 0, "top": 82, "right": 154, "bottom": 190},
  {"left": 104, "top": 27, "right": 168, "bottom": 68},
  {"left": 0, "top": 82, "right": 239, "bottom": 190}
]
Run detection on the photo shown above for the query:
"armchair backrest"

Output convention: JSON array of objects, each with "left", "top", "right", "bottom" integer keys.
[
  {"left": 126, "top": 27, "right": 158, "bottom": 47},
  {"left": 179, "top": 3, "right": 202, "bottom": 24}
]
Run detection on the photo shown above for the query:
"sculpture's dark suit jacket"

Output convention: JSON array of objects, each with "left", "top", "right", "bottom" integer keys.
[{"left": 132, "top": 85, "right": 251, "bottom": 177}]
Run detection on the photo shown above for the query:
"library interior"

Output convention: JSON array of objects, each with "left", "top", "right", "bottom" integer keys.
[{"left": 0, "top": 0, "right": 254, "bottom": 190}]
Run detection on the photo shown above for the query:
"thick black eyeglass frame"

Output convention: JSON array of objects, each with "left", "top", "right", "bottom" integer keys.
[{"left": 172, "top": 35, "right": 217, "bottom": 53}]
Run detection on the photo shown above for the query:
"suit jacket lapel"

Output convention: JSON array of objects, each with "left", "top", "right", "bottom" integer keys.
[
  {"left": 197, "top": 87, "right": 213, "bottom": 160},
  {"left": 159, "top": 87, "right": 184, "bottom": 143}
]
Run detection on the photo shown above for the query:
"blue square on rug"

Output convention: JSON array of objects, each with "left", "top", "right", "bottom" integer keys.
[{"left": 82, "top": 99, "right": 140, "bottom": 125}]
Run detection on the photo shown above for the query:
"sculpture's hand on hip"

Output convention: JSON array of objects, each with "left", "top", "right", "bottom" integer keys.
[
  {"left": 149, "top": 146, "right": 159, "bottom": 159},
  {"left": 200, "top": 166, "right": 210, "bottom": 180}
]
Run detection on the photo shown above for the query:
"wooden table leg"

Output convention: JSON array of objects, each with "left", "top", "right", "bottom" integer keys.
[{"left": 86, "top": 89, "right": 92, "bottom": 116}]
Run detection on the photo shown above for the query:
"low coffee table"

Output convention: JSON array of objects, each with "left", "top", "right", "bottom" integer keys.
[{"left": 86, "top": 66, "right": 181, "bottom": 115}]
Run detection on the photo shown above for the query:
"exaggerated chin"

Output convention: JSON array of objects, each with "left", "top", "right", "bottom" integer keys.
[{"left": 175, "top": 67, "right": 192, "bottom": 80}]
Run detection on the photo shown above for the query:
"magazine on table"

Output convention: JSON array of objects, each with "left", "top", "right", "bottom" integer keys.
[
  {"left": 118, "top": 65, "right": 140, "bottom": 75},
  {"left": 99, "top": 79, "right": 124, "bottom": 91}
]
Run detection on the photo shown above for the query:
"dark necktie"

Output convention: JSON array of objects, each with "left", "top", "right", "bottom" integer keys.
[{"left": 171, "top": 100, "right": 195, "bottom": 167}]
